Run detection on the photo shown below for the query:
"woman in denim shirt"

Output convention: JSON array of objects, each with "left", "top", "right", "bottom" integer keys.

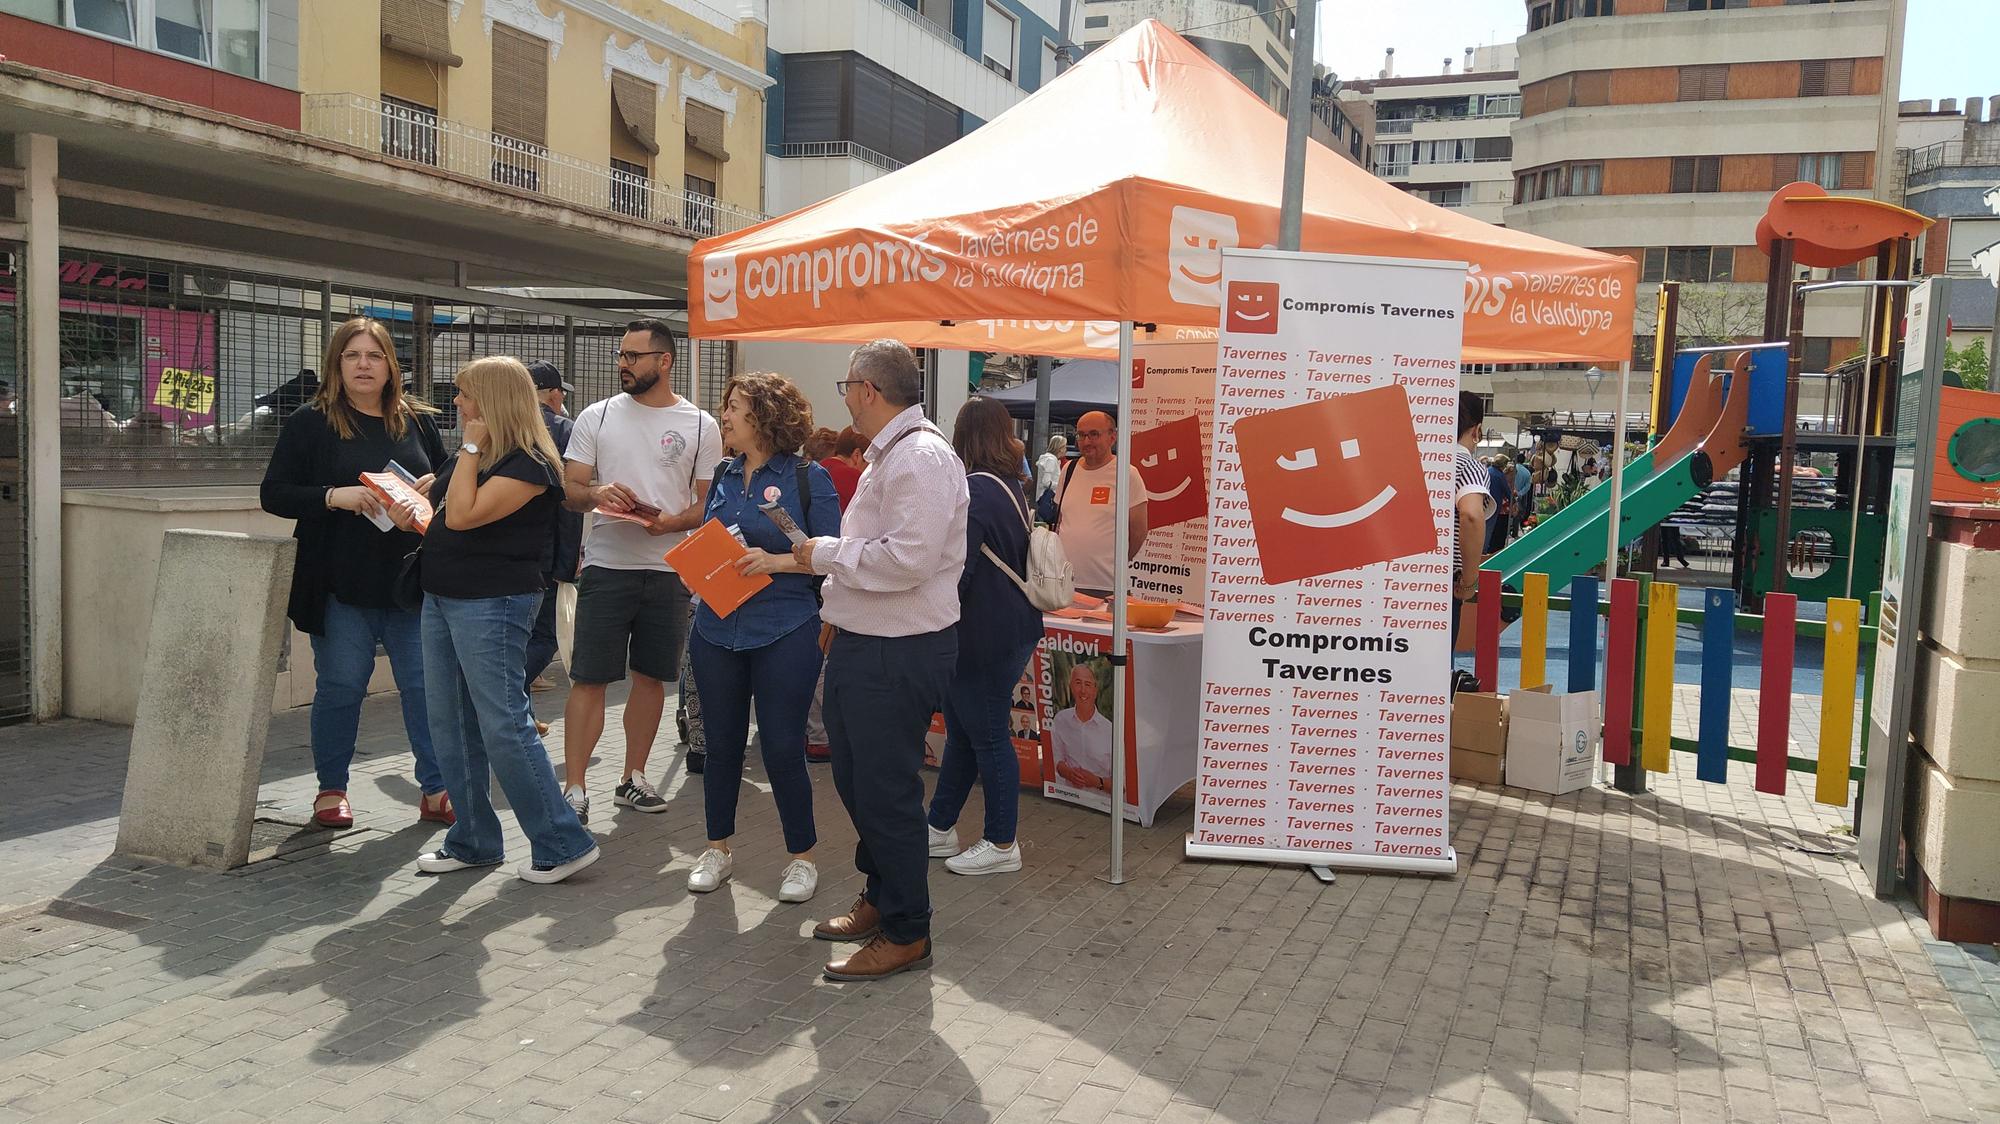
[{"left": 686, "top": 373, "right": 842, "bottom": 903}]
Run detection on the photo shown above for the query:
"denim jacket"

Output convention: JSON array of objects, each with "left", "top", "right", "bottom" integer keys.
[{"left": 693, "top": 452, "right": 843, "bottom": 650}]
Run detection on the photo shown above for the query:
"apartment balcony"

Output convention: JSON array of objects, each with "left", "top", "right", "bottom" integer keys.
[
  {"left": 764, "top": 141, "right": 902, "bottom": 215},
  {"left": 767, "top": 0, "right": 1026, "bottom": 125},
  {"left": 302, "top": 93, "right": 766, "bottom": 237}
]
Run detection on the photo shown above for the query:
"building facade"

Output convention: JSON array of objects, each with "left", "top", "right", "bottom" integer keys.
[
  {"left": 755, "top": 0, "right": 1063, "bottom": 425},
  {"left": 1075, "top": 0, "right": 1293, "bottom": 110},
  {"left": 0, "top": 0, "right": 772, "bottom": 722},
  {"left": 1899, "top": 97, "right": 2000, "bottom": 351},
  {"left": 1358, "top": 44, "right": 1520, "bottom": 226},
  {"left": 1501, "top": 0, "right": 1905, "bottom": 416}
]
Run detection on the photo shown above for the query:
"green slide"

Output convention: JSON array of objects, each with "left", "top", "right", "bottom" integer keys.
[{"left": 1481, "top": 448, "right": 1712, "bottom": 594}]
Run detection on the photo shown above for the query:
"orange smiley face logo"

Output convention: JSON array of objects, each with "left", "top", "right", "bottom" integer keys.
[
  {"left": 1232, "top": 385, "right": 1439, "bottom": 584},
  {"left": 1132, "top": 415, "right": 1208, "bottom": 529},
  {"left": 1225, "top": 282, "right": 1279, "bottom": 335}
]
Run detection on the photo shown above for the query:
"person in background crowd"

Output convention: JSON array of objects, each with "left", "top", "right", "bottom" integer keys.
[
  {"left": 523, "top": 361, "right": 582, "bottom": 728},
  {"left": 819, "top": 427, "right": 865, "bottom": 510},
  {"left": 260, "top": 317, "right": 448, "bottom": 830},
  {"left": 1453, "top": 393, "right": 1494, "bottom": 652},
  {"left": 560, "top": 319, "right": 723, "bottom": 824},
  {"left": 410, "top": 357, "right": 598, "bottom": 884},
  {"left": 1659, "top": 525, "right": 1692, "bottom": 569},
  {"left": 1035, "top": 434, "right": 1065, "bottom": 518},
  {"left": 802, "top": 426, "right": 867, "bottom": 763},
  {"left": 683, "top": 373, "right": 841, "bottom": 903},
  {"left": 925, "top": 396, "right": 1042, "bottom": 876},
  {"left": 1512, "top": 455, "right": 1532, "bottom": 535},
  {"left": 1055, "top": 411, "right": 1148, "bottom": 595},
  {"left": 804, "top": 426, "right": 839, "bottom": 464},
  {"left": 1485, "top": 454, "right": 1514, "bottom": 554},
  {"left": 795, "top": 340, "right": 967, "bottom": 982}
]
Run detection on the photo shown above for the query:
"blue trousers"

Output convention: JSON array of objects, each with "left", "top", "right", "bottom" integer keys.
[
  {"left": 689, "top": 620, "right": 821, "bottom": 854},
  {"left": 928, "top": 636, "right": 1039, "bottom": 847},
  {"left": 824, "top": 626, "right": 956, "bottom": 945},
  {"left": 422, "top": 591, "right": 594, "bottom": 868},
  {"left": 309, "top": 596, "right": 441, "bottom": 796},
  {"left": 523, "top": 578, "right": 562, "bottom": 690}
]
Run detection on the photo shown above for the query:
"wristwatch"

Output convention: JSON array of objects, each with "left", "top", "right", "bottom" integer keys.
[{"left": 459, "top": 442, "right": 481, "bottom": 457}]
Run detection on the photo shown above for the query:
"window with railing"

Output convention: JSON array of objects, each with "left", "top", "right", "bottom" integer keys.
[
  {"left": 380, "top": 96, "right": 440, "bottom": 165},
  {"left": 492, "top": 134, "right": 545, "bottom": 192},
  {"left": 685, "top": 175, "right": 719, "bottom": 236},
  {"left": 1640, "top": 246, "right": 1736, "bottom": 283},
  {"left": 610, "top": 159, "right": 650, "bottom": 220}
]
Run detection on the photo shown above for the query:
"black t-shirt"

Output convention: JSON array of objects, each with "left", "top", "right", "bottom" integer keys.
[{"left": 421, "top": 449, "right": 563, "bottom": 599}]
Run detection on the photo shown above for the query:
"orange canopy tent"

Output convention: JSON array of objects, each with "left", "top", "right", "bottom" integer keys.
[{"left": 689, "top": 19, "right": 1637, "bottom": 365}]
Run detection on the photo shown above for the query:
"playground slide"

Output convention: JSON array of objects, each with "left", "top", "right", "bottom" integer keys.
[{"left": 1482, "top": 353, "right": 1751, "bottom": 593}]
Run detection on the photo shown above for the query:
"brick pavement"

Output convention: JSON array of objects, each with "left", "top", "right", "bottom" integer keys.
[{"left": 1, "top": 686, "right": 1997, "bottom": 1124}]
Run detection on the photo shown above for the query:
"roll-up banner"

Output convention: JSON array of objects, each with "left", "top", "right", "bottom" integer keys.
[{"left": 1187, "top": 249, "right": 1465, "bottom": 876}]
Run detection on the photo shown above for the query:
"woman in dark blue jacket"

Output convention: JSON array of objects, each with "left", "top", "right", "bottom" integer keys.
[
  {"left": 685, "top": 373, "right": 842, "bottom": 904},
  {"left": 926, "top": 396, "right": 1044, "bottom": 876}
]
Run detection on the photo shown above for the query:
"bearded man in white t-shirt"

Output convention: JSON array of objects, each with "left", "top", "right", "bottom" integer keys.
[
  {"left": 558, "top": 318, "right": 723, "bottom": 824},
  {"left": 1055, "top": 411, "right": 1149, "bottom": 594}
]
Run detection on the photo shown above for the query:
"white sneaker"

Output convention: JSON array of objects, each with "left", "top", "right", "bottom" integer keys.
[
  {"left": 563, "top": 784, "right": 589, "bottom": 826},
  {"left": 517, "top": 845, "right": 600, "bottom": 884},
  {"left": 927, "top": 824, "right": 960, "bottom": 858},
  {"left": 945, "top": 839, "right": 1022, "bottom": 876},
  {"left": 688, "top": 847, "right": 733, "bottom": 893},
  {"left": 415, "top": 849, "right": 499, "bottom": 875},
  {"left": 778, "top": 859, "right": 819, "bottom": 903}
]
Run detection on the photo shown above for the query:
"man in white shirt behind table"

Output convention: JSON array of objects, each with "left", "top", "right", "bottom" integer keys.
[
  {"left": 792, "top": 340, "right": 968, "bottom": 982},
  {"left": 1055, "top": 411, "right": 1148, "bottom": 595}
]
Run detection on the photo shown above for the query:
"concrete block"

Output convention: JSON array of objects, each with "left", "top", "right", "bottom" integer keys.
[
  {"left": 1920, "top": 540, "right": 2000, "bottom": 660},
  {"left": 1912, "top": 643, "right": 2000, "bottom": 783},
  {"left": 115, "top": 530, "right": 296, "bottom": 870},
  {"left": 1910, "top": 758, "right": 2000, "bottom": 903}
]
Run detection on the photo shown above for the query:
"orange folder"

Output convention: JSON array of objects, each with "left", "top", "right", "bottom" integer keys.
[{"left": 663, "top": 519, "right": 770, "bottom": 619}]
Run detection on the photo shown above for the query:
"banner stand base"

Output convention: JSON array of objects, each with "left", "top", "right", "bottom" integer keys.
[
  {"left": 1309, "top": 865, "right": 1336, "bottom": 885},
  {"left": 1184, "top": 836, "right": 1459, "bottom": 878},
  {"left": 1095, "top": 873, "right": 1129, "bottom": 887}
]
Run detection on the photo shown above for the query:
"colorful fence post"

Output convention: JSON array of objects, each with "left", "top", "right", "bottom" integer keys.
[
  {"left": 1569, "top": 575, "right": 1599, "bottom": 695},
  {"left": 1697, "top": 588, "right": 1734, "bottom": 783},
  {"left": 1756, "top": 592, "right": 1798, "bottom": 795},
  {"left": 1815, "top": 597, "right": 1863, "bottom": 805},
  {"left": 1604, "top": 578, "right": 1639, "bottom": 766},
  {"left": 1642, "top": 580, "right": 1678, "bottom": 773},
  {"left": 1521, "top": 572, "right": 1549, "bottom": 690},
  {"left": 1475, "top": 569, "right": 1501, "bottom": 693}
]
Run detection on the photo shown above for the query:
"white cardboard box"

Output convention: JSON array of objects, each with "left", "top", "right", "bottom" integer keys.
[{"left": 1506, "top": 685, "right": 1599, "bottom": 796}]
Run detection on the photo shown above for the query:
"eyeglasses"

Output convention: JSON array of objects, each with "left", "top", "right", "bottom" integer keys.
[
  {"left": 341, "top": 350, "right": 387, "bottom": 364},
  {"left": 835, "top": 379, "right": 876, "bottom": 395},
  {"left": 616, "top": 350, "right": 668, "bottom": 365},
  {"left": 1076, "top": 429, "right": 1109, "bottom": 438}
]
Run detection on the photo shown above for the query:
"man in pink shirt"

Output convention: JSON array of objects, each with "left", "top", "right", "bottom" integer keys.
[{"left": 793, "top": 340, "right": 968, "bottom": 982}]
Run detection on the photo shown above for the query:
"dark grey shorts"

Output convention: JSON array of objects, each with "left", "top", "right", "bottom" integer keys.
[{"left": 569, "top": 566, "right": 689, "bottom": 685}]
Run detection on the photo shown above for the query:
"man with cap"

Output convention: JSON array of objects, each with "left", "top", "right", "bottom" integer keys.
[{"left": 524, "top": 360, "right": 583, "bottom": 720}]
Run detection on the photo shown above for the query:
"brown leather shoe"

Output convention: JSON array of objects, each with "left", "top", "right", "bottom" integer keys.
[
  {"left": 812, "top": 894, "right": 881, "bottom": 942},
  {"left": 824, "top": 934, "right": 931, "bottom": 982}
]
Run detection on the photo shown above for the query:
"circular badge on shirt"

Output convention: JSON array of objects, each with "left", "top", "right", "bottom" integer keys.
[{"left": 763, "top": 485, "right": 781, "bottom": 503}]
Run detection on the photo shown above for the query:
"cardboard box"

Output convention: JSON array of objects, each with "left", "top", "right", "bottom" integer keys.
[
  {"left": 1450, "top": 692, "right": 1508, "bottom": 756},
  {"left": 1506, "top": 685, "right": 1599, "bottom": 795},
  {"left": 1450, "top": 745, "right": 1505, "bottom": 785}
]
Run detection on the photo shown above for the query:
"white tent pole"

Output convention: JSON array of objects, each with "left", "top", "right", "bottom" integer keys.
[
  {"left": 1605, "top": 360, "right": 1631, "bottom": 582},
  {"left": 1106, "top": 319, "right": 1133, "bottom": 886}
]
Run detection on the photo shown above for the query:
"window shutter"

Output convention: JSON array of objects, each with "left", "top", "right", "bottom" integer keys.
[
  {"left": 685, "top": 147, "right": 719, "bottom": 183},
  {"left": 381, "top": 48, "right": 442, "bottom": 108},
  {"left": 1773, "top": 154, "right": 1798, "bottom": 185},
  {"left": 685, "top": 101, "right": 729, "bottom": 162},
  {"left": 1697, "top": 156, "right": 1721, "bottom": 193},
  {"left": 781, "top": 55, "right": 841, "bottom": 144},
  {"left": 1573, "top": 70, "right": 1609, "bottom": 107},
  {"left": 1840, "top": 152, "right": 1868, "bottom": 190},
  {"left": 1799, "top": 59, "right": 1826, "bottom": 97},
  {"left": 850, "top": 60, "right": 892, "bottom": 157},
  {"left": 1670, "top": 157, "right": 1695, "bottom": 193},
  {"left": 1703, "top": 65, "right": 1727, "bottom": 101},
  {"left": 610, "top": 72, "right": 659, "bottom": 156},
  {"left": 1678, "top": 67, "right": 1704, "bottom": 101},
  {"left": 381, "top": 0, "right": 461, "bottom": 68},
  {"left": 491, "top": 26, "right": 547, "bottom": 145},
  {"left": 889, "top": 77, "right": 928, "bottom": 166},
  {"left": 925, "top": 95, "right": 959, "bottom": 157},
  {"left": 1826, "top": 58, "right": 1853, "bottom": 96}
]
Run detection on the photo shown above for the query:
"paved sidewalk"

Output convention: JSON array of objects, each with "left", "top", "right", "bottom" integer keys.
[{"left": 1, "top": 687, "right": 1997, "bottom": 1124}]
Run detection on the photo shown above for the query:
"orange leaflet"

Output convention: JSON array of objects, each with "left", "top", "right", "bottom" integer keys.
[
  {"left": 360, "top": 471, "right": 433, "bottom": 534},
  {"left": 662, "top": 519, "right": 771, "bottom": 619}
]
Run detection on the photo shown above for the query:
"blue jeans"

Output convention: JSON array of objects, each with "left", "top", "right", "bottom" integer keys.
[
  {"left": 690, "top": 620, "right": 820, "bottom": 854},
  {"left": 523, "top": 578, "right": 562, "bottom": 690},
  {"left": 422, "top": 592, "right": 595, "bottom": 868},
  {"left": 309, "top": 596, "right": 442, "bottom": 796},
  {"left": 928, "top": 637, "right": 1039, "bottom": 846}
]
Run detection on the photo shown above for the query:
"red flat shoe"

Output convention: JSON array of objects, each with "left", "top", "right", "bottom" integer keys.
[
  {"left": 419, "top": 790, "right": 455, "bottom": 826},
  {"left": 313, "top": 790, "right": 354, "bottom": 829}
]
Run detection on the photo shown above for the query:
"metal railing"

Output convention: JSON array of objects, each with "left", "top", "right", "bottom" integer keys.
[
  {"left": 1905, "top": 138, "right": 2000, "bottom": 173},
  {"left": 301, "top": 93, "right": 767, "bottom": 236},
  {"left": 872, "top": 0, "right": 962, "bottom": 51},
  {"left": 771, "top": 140, "right": 906, "bottom": 172}
]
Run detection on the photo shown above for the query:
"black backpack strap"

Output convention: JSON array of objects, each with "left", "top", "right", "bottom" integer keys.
[
  {"left": 1060, "top": 456, "right": 1079, "bottom": 498},
  {"left": 796, "top": 459, "right": 812, "bottom": 528}
]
